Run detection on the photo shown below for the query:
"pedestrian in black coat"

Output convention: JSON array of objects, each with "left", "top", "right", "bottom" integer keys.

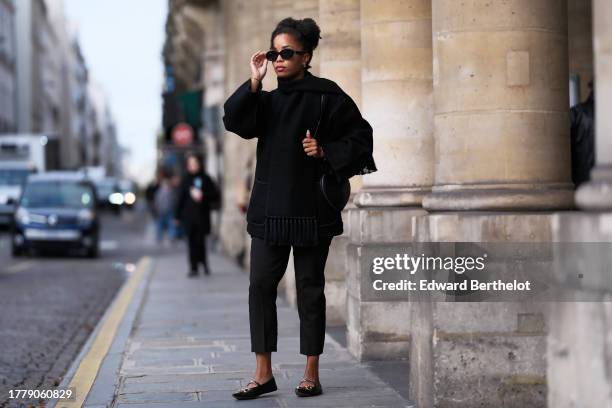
[
  {"left": 174, "top": 153, "right": 220, "bottom": 277},
  {"left": 570, "top": 81, "right": 595, "bottom": 188},
  {"left": 223, "top": 17, "right": 376, "bottom": 400}
]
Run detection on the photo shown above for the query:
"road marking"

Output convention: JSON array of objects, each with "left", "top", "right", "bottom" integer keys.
[
  {"left": 100, "top": 240, "right": 118, "bottom": 251},
  {"left": 58, "top": 256, "right": 151, "bottom": 408},
  {"left": 3, "top": 261, "right": 33, "bottom": 274}
]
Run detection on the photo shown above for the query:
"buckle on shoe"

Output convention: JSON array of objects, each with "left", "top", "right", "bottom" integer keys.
[
  {"left": 238, "top": 378, "right": 261, "bottom": 393},
  {"left": 296, "top": 378, "right": 317, "bottom": 390}
]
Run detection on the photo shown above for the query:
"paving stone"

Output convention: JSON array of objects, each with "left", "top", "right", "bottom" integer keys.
[{"left": 117, "top": 390, "right": 198, "bottom": 403}]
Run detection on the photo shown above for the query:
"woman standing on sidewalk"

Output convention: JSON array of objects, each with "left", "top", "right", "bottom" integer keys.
[
  {"left": 174, "top": 153, "right": 220, "bottom": 277},
  {"left": 223, "top": 17, "right": 376, "bottom": 399}
]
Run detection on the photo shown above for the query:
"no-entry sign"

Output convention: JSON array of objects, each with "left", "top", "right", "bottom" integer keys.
[{"left": 172, "top": 123, "right": 194, "bottom": 146}]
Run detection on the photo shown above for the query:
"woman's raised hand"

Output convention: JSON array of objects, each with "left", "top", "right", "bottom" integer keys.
[{"left": 250, "top": 51, "right": 267, "bottom": 82}]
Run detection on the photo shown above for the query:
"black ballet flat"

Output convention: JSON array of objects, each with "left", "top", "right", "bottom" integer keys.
[
  {"left": 232, "top": 377, "right": 277, "bottom": 400},
  {"left": 295, "top": 378, "right": 323, "bottom": 397}
]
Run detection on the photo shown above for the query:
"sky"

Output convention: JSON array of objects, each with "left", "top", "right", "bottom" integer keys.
[{"left": 64, "top": 0, "right": 167, "bottom": 186}]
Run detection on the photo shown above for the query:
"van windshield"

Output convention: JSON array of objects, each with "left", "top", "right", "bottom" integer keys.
[
  {"left": 95, "top": 180, "right": 117, "bottom": 198},
  {"left": 0, "top": 169, "right": 31, "bottom": 186},
  {"left": 20, "top": 181, "right": 94, "bottom": 209}
]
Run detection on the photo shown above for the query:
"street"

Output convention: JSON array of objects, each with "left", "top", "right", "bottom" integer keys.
[{"left": 0, "top": 207, "right": 176, "bottom": 407}]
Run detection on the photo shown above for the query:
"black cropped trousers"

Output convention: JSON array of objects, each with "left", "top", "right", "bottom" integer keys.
[{"left": 248, "top": 235, "right": 333, "bottom": 356}]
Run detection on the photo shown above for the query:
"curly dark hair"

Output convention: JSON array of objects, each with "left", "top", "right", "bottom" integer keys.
[{"left": 270, "top": 17, "right": 322, "bottom": 70}]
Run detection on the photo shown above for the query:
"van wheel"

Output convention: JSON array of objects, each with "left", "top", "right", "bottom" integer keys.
[
  {"left": 86, "top": 237, "right": 99, "bottom": 258},
  {"left": 11, "top": 244, "right": 22, "bottom": 257}
]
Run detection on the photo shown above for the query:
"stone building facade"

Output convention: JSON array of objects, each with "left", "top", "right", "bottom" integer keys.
[
  {"left": 13, "top": 0, "right": 67, "bottom": 169},
  {"left": 68, "top": 36, "right": 91, "bottom": 167},
  {"left": 86, "top": 80, "right": 121, "bottom": 176},
  {"left": 15, "top": 0, "right": 62, "bottom": 140},
  {"left": 10, "top": 0, "right": 119, "bottom": 173},
  {"left": 45, "top": 0, "right": 83, "bottom": 170},
  {"left": 167, "top": 1, "right": 609, "bottom": 406},
  {"left": 0, "top": 0, "right": 16, "bottom": 133}
]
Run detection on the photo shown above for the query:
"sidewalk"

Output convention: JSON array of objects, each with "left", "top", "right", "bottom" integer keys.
[{"left": 61, "top": 249, "right": 413, "bottom": 408}]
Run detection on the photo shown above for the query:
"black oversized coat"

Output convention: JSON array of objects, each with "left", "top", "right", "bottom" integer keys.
[
  {"left": 223, "top": 71, "right": 377, "bottom": 246},
  {"left": 174, "top": 171, "right": 220, "bottom": 235}
]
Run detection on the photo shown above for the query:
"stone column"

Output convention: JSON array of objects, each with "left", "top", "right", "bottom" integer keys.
[
  {"left": 220, "top": 0, "right": 259, "bottom": 259},
  {"left": 196, "top": 2, "right": 225, "bottom": 248},
  {"left": 576, "top": 0, "right": 612, "bottom": 210},
  {"left": 293, "top": 0, "right": 318, "bottom": 20},
  {"left": 319, "top": 0, "right": 361, "bottom": 106},
  {"left": 408, "top": 2, "right": 574, "bottom": 405},
  {"left": 410, "top": 213, "right": 551, "bottom": 408},
  {"left": 549, "top": 1, "right": 612, "bottom": 406},
  {"left": 549, "top": 214, "right": 612, "bottom": 407},
  {"left": 423, "top": 0, "right": 573, "bottom": 211},
  {"left": 344, "top": 0, "right": 434, "bottom": 360},
  {"left": 355, "top": 0, "right": 434, "bottom": 208}
]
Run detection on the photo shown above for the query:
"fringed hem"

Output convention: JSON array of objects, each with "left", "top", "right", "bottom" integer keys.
[
  {"left": 264, "top": 215, "right": 319, "bottom": 246},
  {"left": 357, "top": 163, "right": 377, "bottom": 175}
]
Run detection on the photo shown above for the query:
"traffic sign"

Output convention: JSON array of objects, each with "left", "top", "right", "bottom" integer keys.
[{"left": 172, "top": 123, "right": 193, "bottom": 146}]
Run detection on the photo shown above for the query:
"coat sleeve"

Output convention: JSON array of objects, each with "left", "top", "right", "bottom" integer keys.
[
  {"left": 174, "top": 178, "right": 187, "bottom": 220},
  {"left": 222, "top": 78, "right": 266, "bottom": 139},
  {"left": 203, "top": 175, "right": 221, "bottom": 210},
  {"left": 321, "top": 95, "right": 378, "bottom": 181}
]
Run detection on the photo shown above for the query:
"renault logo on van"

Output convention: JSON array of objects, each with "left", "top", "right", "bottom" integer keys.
[{"left": 47, "top": 214, "right": 58, "bottom": 226}]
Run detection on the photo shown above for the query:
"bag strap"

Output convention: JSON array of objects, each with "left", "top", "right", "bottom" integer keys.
[{"left": 313, "top": 94, "right": 326, "bottom": 140}]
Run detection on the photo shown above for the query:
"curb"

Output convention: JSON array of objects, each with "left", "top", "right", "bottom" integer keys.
[{"left": 49, "top": 256, "right": 154, "bottom": 408}]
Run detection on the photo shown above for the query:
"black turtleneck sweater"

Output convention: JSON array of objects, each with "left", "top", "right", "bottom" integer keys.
[{"left": 223, "top": 70, "right": 377, "bottom": 246}]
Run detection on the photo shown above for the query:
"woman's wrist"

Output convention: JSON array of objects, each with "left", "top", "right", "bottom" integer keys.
[{"left": 249, "top": 77, "right": 261, "bottom": 92}]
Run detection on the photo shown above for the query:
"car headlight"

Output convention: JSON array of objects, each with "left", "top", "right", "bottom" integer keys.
[
  {"left": 109, "top": 192, "right": 124, "bottom": 205},
  {"left": 78, "top": 209, "right": 94, "bottom": 225},
  {"left": 15, "top": 207, "right": 30, "bottom": 225},
  {"left": 124, "top": 192, "right": 136, "bottom": 205}
]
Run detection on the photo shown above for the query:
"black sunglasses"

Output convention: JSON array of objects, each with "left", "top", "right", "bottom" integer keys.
[{"left": 265, "top": 48, "right": 307, "bottom": 61}]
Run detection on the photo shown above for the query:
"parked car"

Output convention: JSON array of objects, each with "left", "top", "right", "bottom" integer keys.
[
  {"left": 94, "top": 177, "right": 122, "bottom": 214},
  {"left": 0, "top": 163, "right": 35, "bottom": 227},
  {"left": 11, "top": 171, "right": 99, "bottom": 258}
]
